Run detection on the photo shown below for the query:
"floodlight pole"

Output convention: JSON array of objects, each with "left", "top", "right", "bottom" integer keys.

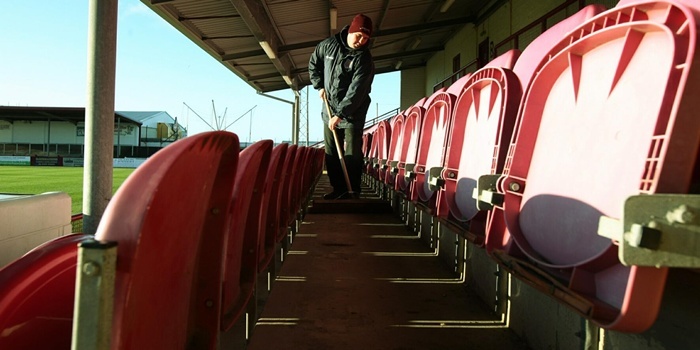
[{"left": 83, "top": 0, "right": 118, "bottom": 236}]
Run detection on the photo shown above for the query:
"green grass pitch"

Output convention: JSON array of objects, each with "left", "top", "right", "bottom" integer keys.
[{"left": 1, "top": 166, "right": 135, "bottom": 214}]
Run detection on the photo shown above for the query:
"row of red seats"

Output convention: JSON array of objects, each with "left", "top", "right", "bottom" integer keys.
[
  {"left": 0, "top": 132, "right": 324, "bottom": 348},
  {"left": 362, "top": 0, "right": 700, "bottom": 333}
]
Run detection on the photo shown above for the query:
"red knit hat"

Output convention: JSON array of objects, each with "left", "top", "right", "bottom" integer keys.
[{"left": 349, "top": 14, "right": 373, "bottom": 37}]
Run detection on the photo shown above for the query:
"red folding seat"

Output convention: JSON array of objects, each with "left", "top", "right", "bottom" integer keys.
[
  {"left": 257, "top": 143, "right": 288, "bottom": 283},
  {"left": 0, "top": 131, "right": 241, "bottom": 349},
  {"left": 432, "top": 51, "right": 522, "bottom": 239},
  {"left": 409, "top": 73, "right": 472, "bottom": 206},
  {"left": 395, "top": 97, "right": 429, "bottom": 195},
  {"left": 372, "top": 120, "right": 392, "bottom": 182},
  {"left": 484, "top": 0, "right": 700, "bottom": 332},
  {"left": 363, "top": 124, "right": 377, "bottom": 176},
  {"left": 298, "top": 146, "right": 315, "bottom": 206},
  {"left": 0, "top": 234, "right": 85, "bottom": 348},
  {"left": 312, "top": 147, "right": 325, "bottom": 183},
  {"left": 437, "top": 6, "right": 605, "bottom": 245},
  {"left": 288, "top": 146, "right": 306, "bottom": 223},
  {"left": 277, "top": 144, "right": 297, "bottom": 244},
  {"left": 362, "top": 128, "right": 373, "bottom": 160},
  {"left": 384, "top": 112, "right": 405, "bottom": 186},
  {"left": 100, "top": 131, "right": 241, "bottom": 348},
  {"left": 220, "top": 140, "right": 272, "bottom": 335},
  {"left": 396, "top": 88, "right": 451, "bottom": 199}
]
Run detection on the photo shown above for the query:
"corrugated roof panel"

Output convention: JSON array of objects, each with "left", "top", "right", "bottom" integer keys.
[
  {"left": 170, "top": 0, "right": 238, "bottom": 18},
  {"left": 141, "top": 0, "right": 492, "bottom": 92},
  {"left": 332, "top": 0, "right": 386, "bottom": 15},
  {"left": 278, "top": 21, "right": 328, "bottom": 44},
  {"left": 191, "top": 18, "right": 249, "bottom": 37},
  {"left": 211, "top": 38, "right": 259, "bottom": 54},
  {"left": 382, "top": 4, "right": 435, "bottom": 29},
  {"left": 267, "top": 1, "right": 327, "bottom": 27}
]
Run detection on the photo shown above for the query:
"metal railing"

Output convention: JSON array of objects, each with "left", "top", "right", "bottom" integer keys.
[
  {"left": 433, "top": 59, "right": 479, "bottom": 92},
  {"left": 365, "top": 108, "right": 401, "bottom": 128}
]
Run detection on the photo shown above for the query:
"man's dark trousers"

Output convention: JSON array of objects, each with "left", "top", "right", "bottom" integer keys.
[{"left": 324, "top": 126, "right": 363, "bottom": 194}]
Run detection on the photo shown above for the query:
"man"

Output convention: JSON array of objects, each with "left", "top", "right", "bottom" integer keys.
[{"left": 309, "top": 13, "right": 375, "bottom": 200}]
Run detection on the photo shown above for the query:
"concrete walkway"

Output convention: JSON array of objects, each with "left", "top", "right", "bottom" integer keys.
[{"left": 247, "top": 177, "right": 529, "bottom": 350}]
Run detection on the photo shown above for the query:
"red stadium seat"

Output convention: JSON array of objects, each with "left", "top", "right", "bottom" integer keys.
[
  {"left": 258, "top": 143, "right": 288, "bottom": 277},
  {"left": 220, "top": 140, "right": 272, "bottom": 332},
  {"left": 371, "top": 120, "right": 392, "bottom": 182},
  {"left": 362, "top": 128, "right": 373, "bottom": 160},
  {"left": 95, "top": 131, "right": 241, "bottom": 348},
  {"left": 438, "top": 6, "right": 606, "bottom": 244},
  {"left": 395, "top": 97, "right": 428, "bottom": 194},
  {"left": 485, "top": 0, "right": 700, "bottom": 332},
  {"left": 363, "top": 124, "right": 377, "bottom": 176},
  {"left": 483, "top": 49, "right": 520, "bottom": 70},
  {"left": 411, "top": 73, "right": 472, "bottom": 205},
  {"left": 298, "top": 146, "right": 315, "bottom": 207},
  {"left": 434, "top": 51, "right": 522, "bottom": 238},
  {"left": 398, "top": 88, "right": 447, "bottom": 198},
  {"left": 315, "top": 147, "right": 325, "bottom": 181},
  {"left": 277, "top": 144, "right": 297, "bottom": 244},
  {"left": 289, "top": 146, "right": 307, "bottom": 218},
  {"left": 0, "top": 132, "right": 241, "bottom": 349},
  {"left": 0, "top": 234, "right": 85, "bottom": 349},
  {"left": 384, "top": 112, "right": 405, "bottom": 186}
]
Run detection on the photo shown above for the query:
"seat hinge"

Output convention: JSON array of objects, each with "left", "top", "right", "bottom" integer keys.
[
  {"left": 389, "top": 160, "right": 399, "bottom": 174},
  {"left": 597, "top": 194, "right": 700, "bottom": 268},
  {"left": 427, "top": 166, "right": 445, "bottom": 192},
  {"left": 474, "top": 174, "right": 504, "bottom": 210},
  {"left": 404, "top": 163, "right": 417, "bottom": 180}
]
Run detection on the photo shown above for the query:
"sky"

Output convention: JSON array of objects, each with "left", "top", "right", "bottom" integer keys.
[{"left": 0, "top": 0, "right": 400, "bottom": 144}]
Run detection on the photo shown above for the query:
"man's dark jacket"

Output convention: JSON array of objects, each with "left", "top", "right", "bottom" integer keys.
[{"left": 308, "top": 25, "right": 375, "bottom": 129}]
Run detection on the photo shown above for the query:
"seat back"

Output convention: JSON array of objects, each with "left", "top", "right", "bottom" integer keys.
[
  {"left": 487, "top": 0, "right": 700, "bottom": 331},
  {"left": 395, "top": 98, "right": 427, "bottom": 192},
  {"left": 412, "top": 73, "right": 473, "bottom": 204},
  {"left": 221, "top": 140, "right": 272, "bottom": 330},
  {"left": 278, "top": 144, "right": 297, "bottom": 242},
  {"left": 362, "top": 130, "right": 374, "bottom": 175},
  {"left": 373, "top": 120, "right": 392, "bottom": 181},
  {"left": 95, "top": 131, "right": 240, "bottom": 348},
  {"left": 511, "top": 4, "right": 606, "bottom": 92},
  {"left": 0, "top": 234, "right": 85, "bottom": 349},
  {"left": 298, "top": 146, "right": 314, "bottom": 205},
  {"left": 436, "top": 50, "right": 522, "bottom": 224},
  {"left": 384, "top": 112, "right": 405, "bottom": 185},
  {"left": 258, "top": 143, "right": 288, "bottom": 273},
  {"left": 437, "top": 6, "right": 606, "bottom": 243}
]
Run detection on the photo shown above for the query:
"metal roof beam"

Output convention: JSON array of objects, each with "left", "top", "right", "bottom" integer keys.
[
  {"left": 289, "top": 45, "right": 443, "bottom": 75},
  {"left": 228, "top": 0, "right": 297, "bottom": 90}
]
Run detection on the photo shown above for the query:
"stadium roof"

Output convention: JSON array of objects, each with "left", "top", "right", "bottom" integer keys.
[
  {"left": 141, "top": 0, "right": 501, "bottom": 92},
  {"left": 0, "top": 106, "right": 174, "bottom": 125},
  {"left": 116, "top": 111, "right": 175, "bottom": 123}
]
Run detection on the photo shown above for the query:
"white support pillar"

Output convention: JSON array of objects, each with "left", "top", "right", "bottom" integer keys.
[{"left": 83, "top": 0, "right": 118, "bottom": 234}]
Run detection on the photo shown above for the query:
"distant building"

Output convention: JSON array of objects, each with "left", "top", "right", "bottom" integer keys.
[
  {"left": 116, "top": 111, "right": 186, "bottom": 147},
  {"left": 0, "top": 106, "right": 186, "bottom": 157}
]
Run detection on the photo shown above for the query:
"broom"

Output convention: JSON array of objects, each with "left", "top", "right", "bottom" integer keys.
[{"left": 323, "top": 96, "right": 355, "bottom": 198}]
